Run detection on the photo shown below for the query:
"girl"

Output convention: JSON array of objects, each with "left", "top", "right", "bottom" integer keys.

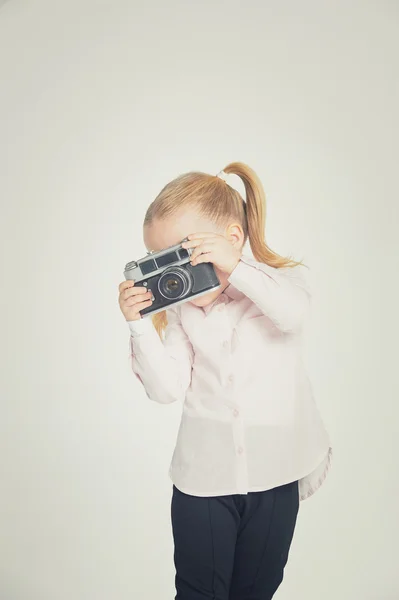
[{"left": 118, "top": 162, "right": 332, "bottom": 600}]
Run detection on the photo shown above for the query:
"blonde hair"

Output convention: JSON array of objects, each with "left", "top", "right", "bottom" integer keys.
[{"left": 145, "top": 162, "right": 302, "bottom": 337}]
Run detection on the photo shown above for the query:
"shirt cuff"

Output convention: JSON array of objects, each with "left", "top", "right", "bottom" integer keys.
[
  {"left": 127, "top": 317, "right": 154, "bottom": 338},
  {"left": 228, "top": 255, "right": 277, "bottom": 288}
]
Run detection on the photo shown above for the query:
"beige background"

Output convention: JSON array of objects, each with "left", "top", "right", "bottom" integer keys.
[{"left": 1, "top": 1, "right": 398, "bottom": 599}]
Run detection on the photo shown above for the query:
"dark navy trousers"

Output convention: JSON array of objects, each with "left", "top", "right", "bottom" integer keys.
[{"left": 171, "top": 481, "right": 299, "bottom": 600}]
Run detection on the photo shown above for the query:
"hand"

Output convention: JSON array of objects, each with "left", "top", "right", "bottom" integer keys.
[
  {"left": 181, "top": 232, "right": 242, "bottom": 276},
  {"left": 118, "top": 280, "right": 153, "bottom": 321}
]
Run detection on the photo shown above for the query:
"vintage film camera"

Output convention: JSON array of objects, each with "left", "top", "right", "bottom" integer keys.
[{"left": 124, "top": 238, "right": 221, "bottom": 317}]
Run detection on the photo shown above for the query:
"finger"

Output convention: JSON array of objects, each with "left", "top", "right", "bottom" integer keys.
[
  {"left": 190, "top": 242, "right": 215, "bottom": 262},
  {"left": 181, "top": 239, "right": 203, "bottom": 249},
  {"left": 138, "top": 300, "right": 153, "bottom": 312},
  {"left": 183, "top": 238, "right": 218, "bottom": 250},
  {"left": 119, "top": 280, "right": 136, "bottom": 292},
  {"left": 121, "top": 290, "right": 152, "bottom": 302},
  {"left": 122, "top": 286, "right": 148, "bottom": 300},
  {"left": 191, "top": 252, "right": 213, "bottom": 265},
  {"left": 186, "top": 232, "right": 220, "bottom": 241},
  {"left": 124, "top": 292, "right": 153, "bottom": 307},
  {"left": 126, "top": 299, "right": 154, "bottom": 319}
]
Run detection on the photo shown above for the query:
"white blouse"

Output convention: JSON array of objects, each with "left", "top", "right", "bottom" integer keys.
[{"left": 128, "top": 254, "right": 332, "bottom": 501}]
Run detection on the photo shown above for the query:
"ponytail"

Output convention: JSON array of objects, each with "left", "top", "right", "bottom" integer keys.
[
  {"left": 152, "top": 310, "right": 168, "bottom": 338},
  {"left": 223, "top": 162, "right": 302, "bottom": 268}
]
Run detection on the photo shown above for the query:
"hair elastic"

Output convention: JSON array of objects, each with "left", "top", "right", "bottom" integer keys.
[
  {"left": 216, "top": 170, "right": 229, "bottom": 183},
  {"left": 216, "top": 169, "right": 247, "bottom": 214}
]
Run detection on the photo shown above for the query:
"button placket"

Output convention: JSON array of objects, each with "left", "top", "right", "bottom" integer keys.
[
  {"left": 216, "top": 298, "right": 248, "bottom": 492},
  {"left": 231, "top": 413, "right": 248, "bottom": 493},
  {"left": 216, "top": 301, "right": 233, "bottom": 382}
]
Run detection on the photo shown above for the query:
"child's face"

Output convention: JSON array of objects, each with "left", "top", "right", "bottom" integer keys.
[{"left": 143, "top": 210, "right": 232, "bottom": 308}]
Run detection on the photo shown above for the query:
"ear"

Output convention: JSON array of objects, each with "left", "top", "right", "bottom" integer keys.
[{"left": 225, "top": 222, "right": 244, "bottom": 247}]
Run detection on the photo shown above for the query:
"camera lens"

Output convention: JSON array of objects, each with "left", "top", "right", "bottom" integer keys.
[{"left": 158, "top": 267, "right": 193, "bottom": 300}]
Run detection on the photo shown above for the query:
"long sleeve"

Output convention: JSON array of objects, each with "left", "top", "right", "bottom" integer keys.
[
  {"left": 127, "top": 305, "right": 194, "bottom": 404},
  {"left": 227, "top": 255, "right": 311, "bottom": 333}
]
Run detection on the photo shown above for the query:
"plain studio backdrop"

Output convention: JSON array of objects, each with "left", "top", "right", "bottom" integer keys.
[{"left": 1, "top": 1, "right": 398, "bottom": 599}]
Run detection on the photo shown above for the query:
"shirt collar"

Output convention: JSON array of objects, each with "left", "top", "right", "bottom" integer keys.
[{"left": 200, "top": 282, "right": 245, "bottom": 316}]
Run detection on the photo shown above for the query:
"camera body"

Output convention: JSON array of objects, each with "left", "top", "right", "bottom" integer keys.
[{"left": 124, "top": 238, "right": 221, "bottom": 317}]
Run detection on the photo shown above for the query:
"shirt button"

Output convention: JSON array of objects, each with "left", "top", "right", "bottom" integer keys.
[
  {"left": 237, "top": 446, "right": 244, "bottom": 455},
  {"left": 233, "top": 408, "right": 239, "bottom": 417},
  {"left": 222, "top": 340, "right": 229, "bottom": 348},
  {"left": 228, "top": 374, "right": 234, "bottom": 384}
]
